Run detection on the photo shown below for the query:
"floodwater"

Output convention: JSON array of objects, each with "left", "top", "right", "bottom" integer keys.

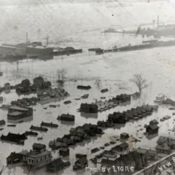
[{"left": 0, "top": 0, "right": 175, "bottom": 175}]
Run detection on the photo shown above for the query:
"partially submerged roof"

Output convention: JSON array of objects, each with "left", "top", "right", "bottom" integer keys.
[
  {"left": 9, "top": 105, "right": 29, "bottom": 112},
  {"left": 8, "top": 111, "right": 23, "bottom": 116},
  {"left": 29, "top": 150, "right": 51, "bottom": 158}
]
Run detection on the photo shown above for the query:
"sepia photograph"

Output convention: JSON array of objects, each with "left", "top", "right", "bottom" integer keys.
[{"left": 0, "top": 0, "right": 175, "bottom": 174}]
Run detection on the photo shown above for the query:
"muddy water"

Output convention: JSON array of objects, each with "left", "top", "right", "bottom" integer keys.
[
  {"left": 0, "top": 0, "right": 175, "bottom": 175},
  {"left": 0, "top": 45, "right": 174, "bottom": 175}
]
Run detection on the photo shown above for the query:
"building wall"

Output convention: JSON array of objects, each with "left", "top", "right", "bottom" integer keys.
[{"left": 26, "top": 152, "right": 51, "bottom": 166}]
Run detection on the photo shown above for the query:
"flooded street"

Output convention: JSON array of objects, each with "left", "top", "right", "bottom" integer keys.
[
  {"left": 0, "top": 45, "right": 175, "bottom": 175},
  {"left": 0, "top": 0, "right": 175, "bottom": 175}
]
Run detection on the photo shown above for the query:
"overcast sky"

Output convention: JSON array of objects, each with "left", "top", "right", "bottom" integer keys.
[{"left": 0, "top": 0, "right": 166, "bottom": 5}]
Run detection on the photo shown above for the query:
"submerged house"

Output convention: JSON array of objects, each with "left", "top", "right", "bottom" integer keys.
[
  {"left": 37, "top": 88, "right": 69, "bottom": 104},
  {"left": 156, "top": 136, "right": 175, "bottom": 154},
  {"left": 120, "top": 132, "right": 129, "bottom": 140},
  {"left": 57, "top": 114, "right": 75, "bottom": 122},
  {"left": 4, "top": 83, "right": 11, "bottom": 93},
  {"left": 112, "top": 142, "right": 129, "bottom": 155},
  {"left": 101, "top": 142, "right": 129, "bottom": 164},
  {"left": 7, "top": 105, "right": 33, "bottom": 121},
  {"left": 156, "top": 144, "right": 171, "bottom": 154},
  {"left": 47, "top": 158, "right": 70, "bottom": 172},
  {"left": 24, "top": 143, "right": 52, "bottom": 168},
  {"left": 1, "top": 132, "right": 27, "bottom": 145},
  {"left": 145, "top": 120, "right": 159, "bottom": 135},
  {"left": 7, "top": 143, "right": 52, "bottom": 168},
  {"left": 101, "top": 150, "right": 119, "bottom": 163},
  {"left": 80, "top": 103, "right": 98, "bottom": 113},
  {"left": 7, "top": 152, "right": 24, "bottom": 165}
]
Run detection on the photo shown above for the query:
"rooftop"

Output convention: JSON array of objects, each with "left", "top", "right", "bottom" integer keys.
[
  {"left": 9, "top": 105, "right": 29, "bottom": 112},
  {"left": 8, "top": 111, "right": 23, "bottom": 116},
  {"left": 29, "top": 150, "right": 51, "bottom": 158}
]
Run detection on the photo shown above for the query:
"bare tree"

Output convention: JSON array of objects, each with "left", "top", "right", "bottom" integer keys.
[
  {"left": 130, "top": 74, "right": 148, "bottom": 95},
  {"left": 95, "top": 79, "right": 101, "bottom": 89}
]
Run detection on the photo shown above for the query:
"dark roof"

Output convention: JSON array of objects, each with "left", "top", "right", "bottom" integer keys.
[
  {"left": 33, "top": 143, "right": 46, "bottom": 150},
  {"left": 113, "top": 142, "right": 129, "bottom": 150},
  {"left": 150, "top": 119, "right": 158, "bottom": 125},
  {"left": 9, "top": 105, "right": 28, "bottom": 111},
  {"left": 157, "top": 136, "right": 168, "bottom": 145},
  {"left": 148, "top": 124, "right": 159, "bottom": 130}
]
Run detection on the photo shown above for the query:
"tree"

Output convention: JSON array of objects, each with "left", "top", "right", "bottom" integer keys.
[
  {"left": 21, "top": 79, "right": 30, "bottom": 88},
  {"left": 130, "top": 74, "right": 148, "bottom": 95},
  {"left": 95, "top": 79, "right": 101, "bottom": 89}
]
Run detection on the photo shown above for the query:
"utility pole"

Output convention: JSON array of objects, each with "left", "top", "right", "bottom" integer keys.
[
  {"left": 157, "top": 16, "right": 160, "bottom": 27},
  {"left": 26, "top": 32, "right": 29, "bottom": 44},
  {"left": 46, "top": 35, "right": 49, "bottom": 46}
]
